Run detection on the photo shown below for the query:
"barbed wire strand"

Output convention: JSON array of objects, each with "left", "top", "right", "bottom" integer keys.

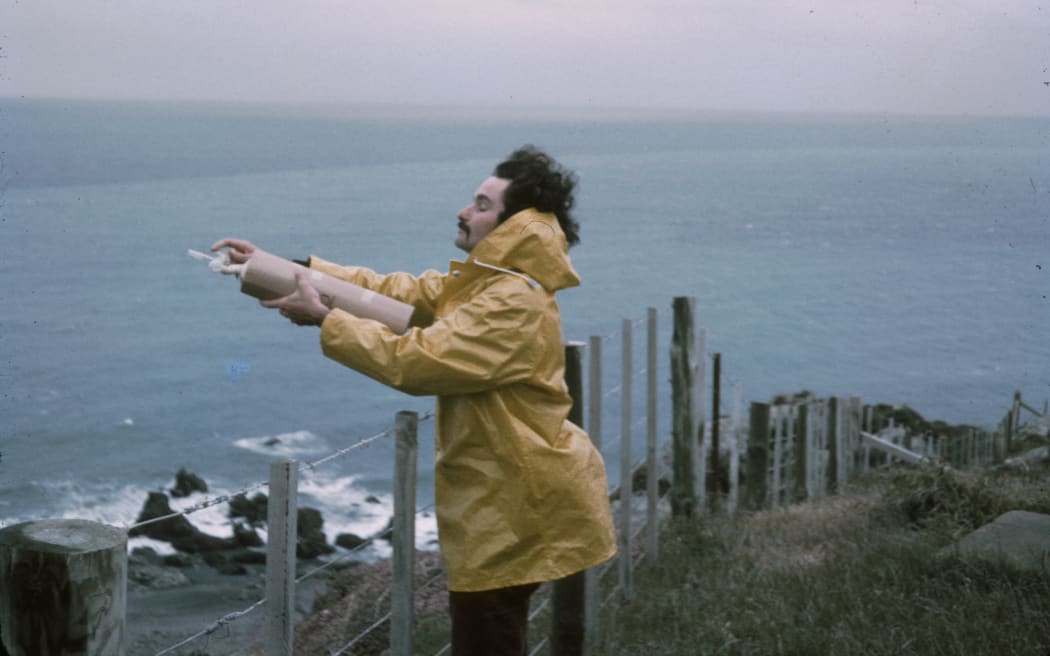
[
  {"left": 633, "top": 548, "right": 648, "bottom": 570},
  {"left": 601, "top": 583, "right": 624, "bottom": 610},
  {"left": 299, "top": 507, "right": 406, "bottom": 583},
  {"left": 329, "top": 613, "right": 391, "bottom": 656},
  {"left": 417, "top": 569, "right": 447, "bottom": 593},
  {"left": 130, "top": 480, "right": 270, "bottom": 531},
  {"left": 297, "top": 497, "right": 438, "bottom": 587},
  {"left": 527, "top": 594, "right": 551, "bottom": 622},
  {"left": 303, "top": 410, "right": 434, "bottom": 473},
  {"left": 528, "top": 635, "right": 550, "bottom": 656},
  {"left": 154, "top": 598, "right": 266, "bottom": 656}
]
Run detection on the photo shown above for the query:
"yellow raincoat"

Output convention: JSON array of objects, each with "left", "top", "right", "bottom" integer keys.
[{"left": 310, "top": 209, "right": 616, "bottom": 591}]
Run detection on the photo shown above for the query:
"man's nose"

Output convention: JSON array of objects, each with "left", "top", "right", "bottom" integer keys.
[{"left": 457, "top": 206, "right": 471, "bottom": 220}]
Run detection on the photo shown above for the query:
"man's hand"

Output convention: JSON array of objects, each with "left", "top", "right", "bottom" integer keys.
[
  {"left": 262, "top": 269, "right": 331, "bottom": 327},
  {"left": 211, "top": 238, "right": 257, "bottom": 264}
]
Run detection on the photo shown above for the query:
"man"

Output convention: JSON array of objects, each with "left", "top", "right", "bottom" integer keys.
[{"left": 213, "top": 146, "right": 616, "bottom": 655}]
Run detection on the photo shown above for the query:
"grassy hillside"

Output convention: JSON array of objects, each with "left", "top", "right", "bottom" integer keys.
[
  {"left": 287, "top": 449, "right": 1050, "bottom": 655},
  {"left": 598, "top": 462, "right": 1050, "bottom": 655}
]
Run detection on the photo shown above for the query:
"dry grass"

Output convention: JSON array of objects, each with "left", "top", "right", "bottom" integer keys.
[{"left": 598, "top": 460, "right": 1050, "bottom": 656}]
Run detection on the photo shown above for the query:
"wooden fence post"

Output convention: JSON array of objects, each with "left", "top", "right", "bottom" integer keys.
[
  {"left": 746, "top": 402, "right": 770, "bottom": 510},
  {"left": 710, "top": 353, "right": 722, "bottom": 513},
  {"left": 1008, "top": 390, "right": 1022, "bottom": 453},
  {"left": 0, "top": 519, "right": 126, "bottom": 656},
  {"left": 619, "top": 319, "right": 634, "bottom": 603},
  {"left": 584, "top": 335, "right": 602, "bottom": 648},
  {"left": 696, "top": 329, "right": 708, "bottom": 513},
  {"left": 810, "top": 399, "right": 831, "bottom": 499},
  {"left": 769, "top": 404, "right": 785, "bottom": 509},
  {"left": 860, "top": 405, "right": 872, "bottom": 475},
  {"left": 645, "top": 308, "right": 659, "bottom": 559},
  {"left": 827, "top": 397, "right": 842, "bottom": 494},
  {"left": 728, "top": 380, "right": 743, "bottom": 514},
  {"left": 391, "top": 411, "right": 418, "bottom": 656},
  {"left": 795, "top": 401, "right": 808, "bottom": 502},
  {"left": 552, "top": 343, "right": 587, "bottom": 656},
  {"left": 670, "top": 297, "right": 699, "bottom": 517},
  {"left": 847, "top": 397, "right": 862, "bottom": 481},
  {"left": 266, "top": 458, "right": 298, "bottom": 656}
]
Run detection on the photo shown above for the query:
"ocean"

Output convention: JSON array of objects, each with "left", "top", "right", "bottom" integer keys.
[{"left": 1, "top": 98, "right": 1047, "bottom": 555}]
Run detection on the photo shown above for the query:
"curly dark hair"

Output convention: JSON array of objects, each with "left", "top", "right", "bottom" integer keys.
[{"left": 493, "top": 145, "right": 580, "bottom": 247}]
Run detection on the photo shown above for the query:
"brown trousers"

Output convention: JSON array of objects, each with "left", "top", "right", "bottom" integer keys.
[{"left": 449, "top": 582, "right": 541, "bottom": 656}]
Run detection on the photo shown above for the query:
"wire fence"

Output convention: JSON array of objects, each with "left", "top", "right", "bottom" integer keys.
[{"left": 142, "top": 411, "right": 436, "bottom": 656}]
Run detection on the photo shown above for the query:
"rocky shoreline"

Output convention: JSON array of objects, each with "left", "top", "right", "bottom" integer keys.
[{"left": 124, "top": 470, "right": 394, "bottom": 656}]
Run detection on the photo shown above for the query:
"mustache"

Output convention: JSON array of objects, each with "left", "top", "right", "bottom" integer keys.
[{"left": 457, "top": 220, "right": 469, "bottom": 234}]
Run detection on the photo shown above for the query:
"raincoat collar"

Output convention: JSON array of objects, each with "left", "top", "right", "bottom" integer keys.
[{"left": 462, "top": 209, "right": 580, "bottom": 293}]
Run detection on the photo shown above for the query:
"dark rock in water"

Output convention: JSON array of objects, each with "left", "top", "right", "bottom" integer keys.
[
  {"left": 129, "top": 491, "right": 196, "bottom": 540},
  {"left": 365, "top": 495, "right": 381, "bottom": 504},
  {"left": 336, "top": 533, "right": 368, "bottom": 550},
  {"left": 297, "top": 507, "right": 335, "bottom": 559},
  {"left": 129, "top": 546, "right": 163, "bottom": 566},
  {"left": 128, "top": 562, "right": 190, "bottom": 589},
  {"left": 163, "top": 553, "right": 196, "bottom": 568},
  {"left": 233, "top": 521, "right": 264, "bottom": 548},
  {"left": 379, "top": 517, "right": 395, "bottom": 543},
  {"left": 264, "top": 437, "right": 281, "bottom": 447},
  {"left": 217, "top": 562, "right": 249, "bottom": 576},
  {"left": 203, "top": 551, "right": 228, "bottom": 568},
  {"left": 229, "top": 492, "right": 269, "bottom": 525},
  {"left": 129, "top": 491, "right": 231, "bottom": 553},
  {"left": 171, "top": 468, "right": 208, "bottom": 498},
  {"left": 232, "top": 549, "right": 267, "bottom": 565}
]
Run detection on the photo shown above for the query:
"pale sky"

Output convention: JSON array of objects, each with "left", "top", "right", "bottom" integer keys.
[{"left": 2, "top": 0, "right": 1047, "bottom": 116}]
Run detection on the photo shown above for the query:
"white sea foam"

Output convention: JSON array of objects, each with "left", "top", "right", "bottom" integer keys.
[
  {"left": 128, "top": 535, "right": 177, "bottom": 555},
  {"left": 297, "top": 470, "right": 439, "bottom": 552},
  {"left": 233, "top": 430, "right": 330, "bottom": 459},
  {"left": 7, "top": 473, "right": 437, "bottom": 561}
]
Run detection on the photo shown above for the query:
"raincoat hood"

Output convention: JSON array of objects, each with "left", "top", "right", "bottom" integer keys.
[{"left": 466, "top": 209, "right": 580, "bottom": 293}]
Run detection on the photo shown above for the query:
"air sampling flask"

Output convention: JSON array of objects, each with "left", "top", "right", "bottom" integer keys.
[{"left": 190, "top": 248, "right": 415, "bottom": 333}]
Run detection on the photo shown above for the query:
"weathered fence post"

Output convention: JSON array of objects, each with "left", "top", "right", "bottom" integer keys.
[
  {"left": 860, "top": 405, "right": 872, "bottom": 475},
  {"left": 848, "top": 398, "right": 860, "bottom": 480},
  {"left": 266, "top": 458, "right": 299, "bottom": 656},
  {"left": 769, "top": 404, "right": 786, "bottom": 509},
  {"left": 584, "top": 335, "right": 602, "bottom": 648},
  {"left": 794, "top": 401, "right": 808, "bottom": 502},
  {"left": 1008, "top": 390, "right": 1022, "bottom": 453},
  {"left": 746, "top": 402, "right": 770, "bottom": 510},
  {"left": 670, "top": 297, "right": 700, "bottom": 517},
  {"left": 710, "top": 352, "right": 722, "bottom": 513},
  {"left": 619, "top": 319, "right": 634, "bottom": 603},
  {"left": 696, "top": 329, "right": 708, "bottom": 512},
  {"left": 807, "top": 399, "right": 830, "bottom": 499},
  {"left": 828, "top": 397, "right": 842, "bottom": 494},
  {"left": 728, "top": 380, "right": 743, "bottom": 514},
  {"left": 552, "top": 343, "right": 587, "bottom": 656},
  {"left": 0, "top": 519, "right": 126, "bottom": 655},
  {"left": 645, "top": 308, "right": 660, "bottom": 559},
  {"left": 391, "top": 411, "right": 418, "bottom": 656}
]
